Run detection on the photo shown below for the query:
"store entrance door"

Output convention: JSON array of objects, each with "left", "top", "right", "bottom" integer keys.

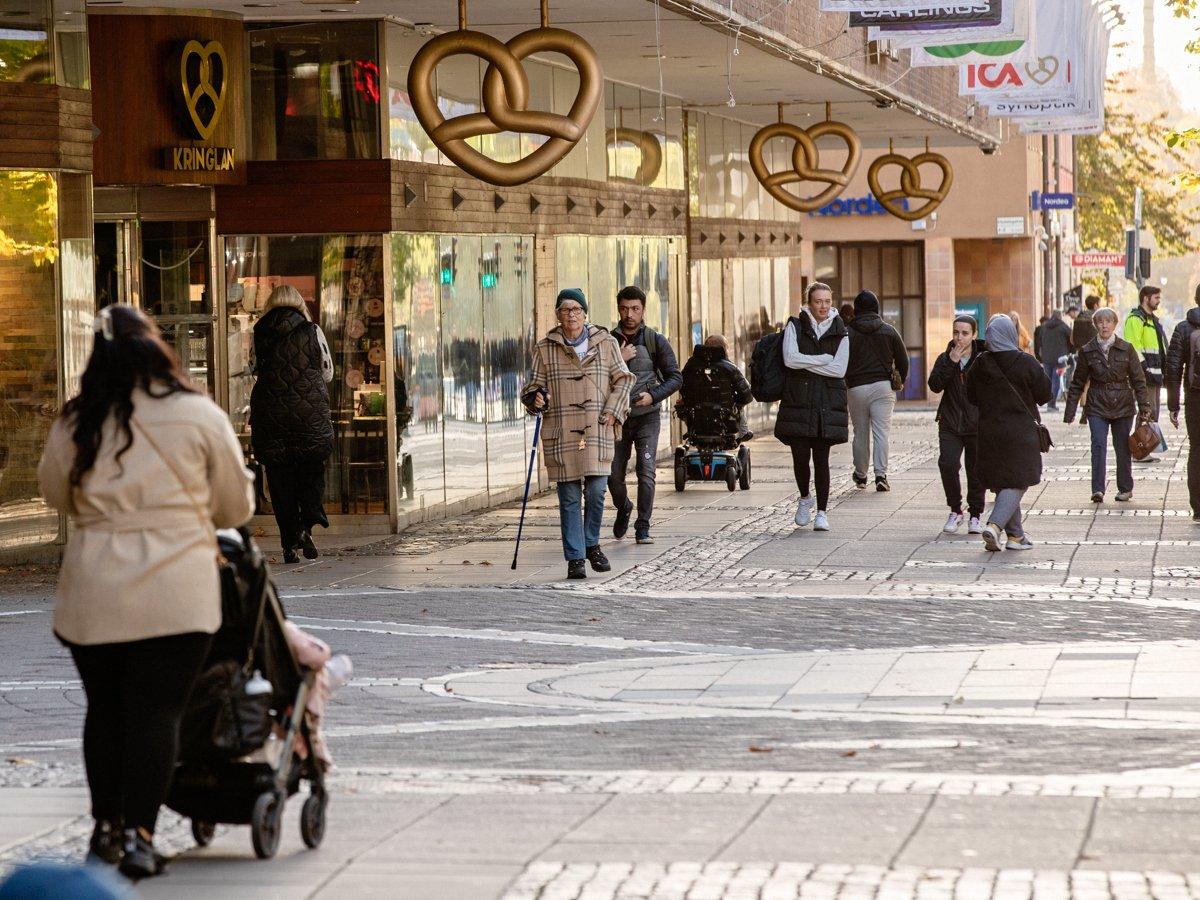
[{"left": 93, "top": 220, "right": 136, "bottom": 310}]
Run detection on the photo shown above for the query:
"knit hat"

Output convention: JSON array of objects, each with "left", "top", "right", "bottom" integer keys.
[
  {"left": 853, "top": 290, "right": 880, "bottom": 315},
  {"left": 555, "top": 288, "right": 588, "bottom": 313}
]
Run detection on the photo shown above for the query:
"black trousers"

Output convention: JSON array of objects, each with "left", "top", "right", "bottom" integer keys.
[
  {"left": 66, "top": 632, "right": 212, "bottom": 833},
  {"left": 791, "top": 439, "right": 833, "bottom": 510},
  {"left": 266, "top": 459, "right": 327, "bottom": 551},
  {"left": 938, "top": 431, "right": 985, "bottom": 518},
  {"left": 609, "top": 413, "right": 661, "bottom": 534},
  {"left": 1187, "top": 401, "right": 1200, "bottom": 514}
]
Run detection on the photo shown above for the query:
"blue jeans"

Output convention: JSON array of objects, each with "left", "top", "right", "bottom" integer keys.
[
  {"left": 557, "top": 475, "right": 608, "bottom": 561},
  {"left": 1042, "top": 361, "right": 1061, "bottom": 408},
  {"left": 1088, "top": 415, "right": 1133, "bottom": 496}
]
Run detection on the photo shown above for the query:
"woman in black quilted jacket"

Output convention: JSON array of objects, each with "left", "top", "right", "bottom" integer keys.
[{"left": 251, "top": 286, "right": 334, "bottom": 562}]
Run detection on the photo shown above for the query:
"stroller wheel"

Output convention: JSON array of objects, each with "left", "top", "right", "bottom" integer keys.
[
  {"left": 191, "top": 820, "right": 215, "bottom": 848},
  {"left": 251, "top": 791, "right": 283, "bottom": 859},
  {"left": 300, "top": 791, "right": 327, "bottom": 849}
]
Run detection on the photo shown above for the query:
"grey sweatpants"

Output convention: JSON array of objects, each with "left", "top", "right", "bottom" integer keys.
[{"left": 848, "top": 381, "right": 896, "bottom": 479}]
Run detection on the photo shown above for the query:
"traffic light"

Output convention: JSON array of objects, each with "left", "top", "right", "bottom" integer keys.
[
  {"left": 1139, "top": 248, "right": 1152, "bottom": 280},
  {"left": 1124, "top": 229, "right": 1137, "bottom": 281}
]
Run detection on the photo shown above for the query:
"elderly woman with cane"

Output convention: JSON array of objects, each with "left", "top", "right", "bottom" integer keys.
[
  {"left": 522, "top": 289, "right": 634, "bottom": 580},
  {"left": 966, "top": 313, "right": 1052, "bottom": 551}
]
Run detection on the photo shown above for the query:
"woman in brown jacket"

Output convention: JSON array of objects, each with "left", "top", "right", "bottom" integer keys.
[
  {"left": 1064, "top": 307, "right": 1151, "bottom": 503},
  {"left": 523, "top": 288, "right": 633, "bottom": 580},
  {"left": 37, "top": 306, "right": 255, "bottom": 878}
]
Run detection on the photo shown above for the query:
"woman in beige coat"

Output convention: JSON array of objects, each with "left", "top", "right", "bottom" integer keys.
[
  {"left": 523, "top": 288, "right": 633, "bottom": 580},
  {"left": 37, "top": 305, "right": 254, "bottom": 878}
]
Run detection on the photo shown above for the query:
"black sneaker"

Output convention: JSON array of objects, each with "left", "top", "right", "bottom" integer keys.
[
  {"left": 613, "top": 501, "right": 633, "bottom": 539},
  {"left": 282, "top": 547, "right": 300, "bottom": 564},
  {"left": 875, "top": 476, "right": 890, "bottom": 492},
  {"left": 298, "top": 530, "right": 319, "bottom": 560},
  {"left": 119, "top": 829, "right": 163, "bottom": 880},
  {"left": 567, "top": 559, "right": 587, "bottom": 580},
  {"left": 635, "top": 532, "right": 655, "bottom": 545},
  {"left": 586, "top": 546, "right": 611, "bottom": 572},
  {"left": 852, "top": 473, "right": 868, "bottom": 490},
  {"left": 87, "top": 820, "right": 122, "bottom": 866}
]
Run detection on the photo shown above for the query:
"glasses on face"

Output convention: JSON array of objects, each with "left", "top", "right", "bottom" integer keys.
[{"left": 558, "top": 306, "right": 585, "bottom": 317}]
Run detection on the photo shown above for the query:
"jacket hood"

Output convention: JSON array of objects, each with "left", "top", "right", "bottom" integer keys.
[
  {"left": 849, "top": 312, "right": 886, "bottom": 335},
  {"left": 255, "top": 305, "right": 307, "bottom": 336},
  {"left": 1188, "top": 307, "right": 1200, "bottom": 327},
  {"left": 853, "top": 290, "right": 880, "bottom": 315},
  {"left": 545, "top": 323, "right": 609, "bottom": 347}
]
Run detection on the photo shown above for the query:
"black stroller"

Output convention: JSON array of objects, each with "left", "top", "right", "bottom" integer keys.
[
  {"left": 167, "top": 528, "right": 327, "bottom": 859},
  {"left": 674, "top": 344, "right": 753, "bottom": 492}
]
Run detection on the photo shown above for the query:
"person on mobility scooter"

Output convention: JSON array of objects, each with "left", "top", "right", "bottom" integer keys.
[{"left": 674, "top": 334, "right": 755, "bottom": 491}]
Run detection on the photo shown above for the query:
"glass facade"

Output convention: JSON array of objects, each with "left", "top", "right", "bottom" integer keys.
[
  {"left": 250, "top": 21, "right": 382, "bottom": 160},
  {"left": 0, "top": 169, "right": 94, "bottom": 555},
  {"left": 815, "top": 241, "right": 927, "bottom": 400},
  {"left": 391, "top": 233, "right": 534, "bottom": 513},
  {"left": 225, "top": 234, "right": 389, "bottom": 517},
  {"left": 688, "top": 110, "right": 803, "bottom": 223},
  {"left": 0, "top": 0, "right": 87, "bottom": 86}
]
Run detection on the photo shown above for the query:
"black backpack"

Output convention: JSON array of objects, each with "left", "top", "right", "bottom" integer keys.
[{"left": 750, "top": 330, "right": 785, "bottom": 402}]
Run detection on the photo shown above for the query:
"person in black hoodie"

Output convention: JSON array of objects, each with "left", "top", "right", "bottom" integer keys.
[
  {"left": 251, "top": 286, "right": 334, "bottom": 563},
  {"left": 845, "top": 290, "right": 909, "bottom": 491},
  {"left": 928, "top": 315, "right": 987, "bottom": 535},
  {"left": 1165, "top": 284, "right": 1200, "bottom": 519}
]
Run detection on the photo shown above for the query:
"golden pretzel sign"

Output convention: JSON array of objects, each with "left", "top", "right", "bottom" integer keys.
[
  {"left": 408, "top": 4, "right": 602, "bottom": 187},
  {"left": 749, "top": 107, "right": 862, "bottom": 213},
  {"left": 606, "top": 126, "right": 664, "bottom": 186},
  {"left": 179, "top": 39, "right": 227, "bottom": 142},
  {"left": 867, "top": 146, "right": 954, "bottom": 222}
]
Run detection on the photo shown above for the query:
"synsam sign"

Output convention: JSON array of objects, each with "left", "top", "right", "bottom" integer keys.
[
  {"left": 808, "top": 195, "right": 909, "bottom": 217},
  {"left": 166, "top": 146, "right": 236, "bottom": 172}
]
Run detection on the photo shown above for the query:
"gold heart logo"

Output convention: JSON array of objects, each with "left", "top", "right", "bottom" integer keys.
[
  {"left": 408, "top": 26, "right": 602, "bottom": 187},
  {"left": 606, "top": 126, "right": 664, "bottom": 186},
  {"left": 749, "top": 120, "right": 862, "bottom": 213},
  {"left": 179, "top": 39, "right": 227, "bottom": 142},
  {"left": 867, "top": 151, "right": 954, "bottom": 222},
  {"left": 1024, "top": 55, "right": 1059, "bottom": 86}
]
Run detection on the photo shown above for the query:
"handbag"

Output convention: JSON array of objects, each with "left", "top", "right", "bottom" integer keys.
[
  {"left": 996, "top": 363, "right": 1053, "bottom": 453},
  {"left": 1128, "top": 420, "right": 1164, "bottom": 461},
  {"left": 868, "top": 332, "right": 906, "bottom": 392}
]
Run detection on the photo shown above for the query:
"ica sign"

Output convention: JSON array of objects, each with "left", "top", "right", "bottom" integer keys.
[{"left": 164, "top": 39, "right": 236, "bottom": 172}]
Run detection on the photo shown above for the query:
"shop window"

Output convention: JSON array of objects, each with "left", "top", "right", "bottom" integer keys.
[
  {"left": 0, "top": 0, "right": 50, "bottom": 82},
  {"left": 250, "top": 22, "right": 381, "bottom": 160},
  {"left": 58, "top": 171, "right": 93, "bottom": 398},
  {"left": 224, "top": 234, "right": 389, "bottom": 518},
  {"left": 52, "top": 0, "right": 86, "bottom": 87},
  {"left": 0, "top": 170, "right": 60, "bottom": 553}
]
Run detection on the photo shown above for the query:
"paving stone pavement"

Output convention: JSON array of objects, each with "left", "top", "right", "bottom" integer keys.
[{"left": 4, "top": 411, "right": 1200, "bottom": 898}]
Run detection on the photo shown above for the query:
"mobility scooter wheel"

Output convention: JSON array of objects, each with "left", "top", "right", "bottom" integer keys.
[{"left": 738, "top": 447, "right": 751, "bottom": 490}]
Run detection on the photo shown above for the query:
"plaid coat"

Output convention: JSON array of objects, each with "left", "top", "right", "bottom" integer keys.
[{"left": 523, "top": 325, "right": 634, "bottom": 482}]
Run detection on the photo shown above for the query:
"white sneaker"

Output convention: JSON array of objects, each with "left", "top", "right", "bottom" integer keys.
[
  {"left": 982, "top": 522, "right": 1004, "bottom": 552},
  {"left": 943, "top": 512, "right": 964, "bottom": 534},
  {"left": 1006, "top": 534, "right": 1034, "bottom": 550},
  {"left": 967, "top": 517, "right": 983, "bottom": 535},
  {"left": 814, "top": 511, "right": 830, "bottom": 531},
  {"left": 795, "top": 497, "right": 816, "bottom": 527}
]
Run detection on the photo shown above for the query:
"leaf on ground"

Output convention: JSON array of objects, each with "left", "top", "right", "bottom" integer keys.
[
  {"left": 462, "top": 560, "right": 474, "bottom": 566},
  {"left": 6, "top": 757, "right": 36, "bottom": 765},
  {"left": 479, "top": 561, "right": 493, "bottom": 567},
  {"left": 952, "top": 696, "right": 965, "bottom": 705},
  {"left": 841, "top": 750, "right": 857, "bottom": 758},
  {"left": 421, "top": 608, "right": 428, "bottom": 613},
  {"left": 748, "top": 745, "right": 773, "bottom": 753},
  {"left": 587, "top": 617, "right": 601, "bottom": 622}
]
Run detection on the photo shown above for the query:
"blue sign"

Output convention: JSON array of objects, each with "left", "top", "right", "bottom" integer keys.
[
  {"left": 808, "top": 194, "right": 907, "bottom": 217},
  {"left": 1032, "top": 191, "right": 1074, "bottom": 211}
]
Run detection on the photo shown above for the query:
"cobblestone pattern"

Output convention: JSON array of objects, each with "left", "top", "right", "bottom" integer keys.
[
  {"left": 504, "top": 861, "right": 1200, "bottom": 900},
  {"left": 323, "top": 768, "right": 1200, "bottom": 800}
]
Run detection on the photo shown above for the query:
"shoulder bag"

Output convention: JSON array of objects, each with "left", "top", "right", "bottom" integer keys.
[
  {"left": 868, "top": 329, "right": 906, "bottom": 392},
  {"left": 995, "top": 361, "right": 1053, "bottom": 453}
]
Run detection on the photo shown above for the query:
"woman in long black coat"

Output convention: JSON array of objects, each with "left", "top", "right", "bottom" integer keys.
[
  {"left": 965, "top": 314, "right": 1052, "bottom": 552},
  {"left": 251, "top": 285, "right": 334, "bottom": 563},
  {"left": 774, "top": 282, "right": 849, "bottom": 532}
]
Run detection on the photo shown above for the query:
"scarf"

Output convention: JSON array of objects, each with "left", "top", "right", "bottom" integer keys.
[{"left": 1097, "top": 333, "right": 1116, "bottom": 357}]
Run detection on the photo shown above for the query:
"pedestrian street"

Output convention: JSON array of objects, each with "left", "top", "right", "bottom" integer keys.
[{"left": 5, "top": 411, "right": 1200, "bottom": 898}]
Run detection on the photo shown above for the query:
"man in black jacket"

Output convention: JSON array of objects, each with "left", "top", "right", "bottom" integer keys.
[
  {"left": 1033, "top": 309, "right": 1073, "bottom": 411},
  {"left": 1165, "top": 284, "right": 1200, "bottom": 520},
  {"left": 609, "top": 285, "right": 683, "bottom": 544},
  {"left": 928, "top": 315, "right": 987, "bottom": 535},
  {"left": 1073, "top": 295, "right": 1100, "bottom": 350},
  {"left": 846, "top": 290, "right": 909, "bottom": 491}
]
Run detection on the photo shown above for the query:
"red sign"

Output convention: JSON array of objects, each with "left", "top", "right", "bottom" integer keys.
[{"left": 1071, "top": 252, "right": 1126, "bottom": 268}]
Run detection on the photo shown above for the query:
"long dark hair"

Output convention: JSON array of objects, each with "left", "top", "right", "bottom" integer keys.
[{"left": 61, "top": 305, "right": 197, "bottom": 486}]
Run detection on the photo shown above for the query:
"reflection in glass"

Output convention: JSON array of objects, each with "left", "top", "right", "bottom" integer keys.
[
  {"left": 386, "top": 24, "right": 437, "bottom": 163},
  {"left": 0, "top": 170, "right": 59, "bottom": 552},
  {"left": 391, "top": 233, "right": 443, "bottom": 510},
  {"left": 483, "top": 236, "right": 532, "bottom": 498},
  {"left": 441, "top": 235, "right": 486, "bottom": 504},
  {"left": 250, "top": 21, "right": 381, "bottom": 160},
  {"left": 140, "top": 220, "right": 214, "bottom": 395},
  {"left": 0, "top": 0, "right": 50, "bottom": 83},
  {"left": 53, "top": 0, "right": 87, "bottom": 87}
]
